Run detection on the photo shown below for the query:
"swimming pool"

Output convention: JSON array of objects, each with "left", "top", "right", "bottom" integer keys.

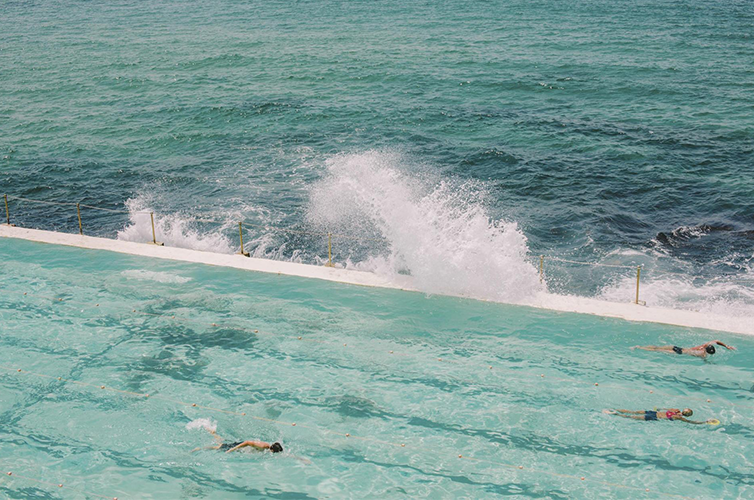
[{"left": 1, "top": 237, "right": 753, "bottom": 499}]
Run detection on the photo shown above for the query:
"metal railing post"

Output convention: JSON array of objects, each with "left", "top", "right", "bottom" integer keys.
[
  {"left": 76, "top": 203, "right": 83, "bottom": 235},
  {"left": 635, "top": 266, "right": 641, "bottom": 305},
  {"left": 3, "top": 194, "right": 9, "bottom": 225},
  {"left": 238, "top": 221, "right": 250, "bottom": 257},
  {"left": 324, "top": 232, "right": 335, "bottom": 267},
  {"left": 149, "top": 212, "right": 164, "bottom": 246}
]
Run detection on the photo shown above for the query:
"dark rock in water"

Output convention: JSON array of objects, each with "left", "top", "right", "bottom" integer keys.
[
  {"left": 655, "top": 223, "right": 737, "bottom": 247},
  {"left": 696, "top": 224, "right": 734, "bottom": 233}
]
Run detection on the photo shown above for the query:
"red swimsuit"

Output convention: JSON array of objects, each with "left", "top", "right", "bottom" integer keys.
[{"left": 663, "top": 409, "right": 680, "bottom": 419}]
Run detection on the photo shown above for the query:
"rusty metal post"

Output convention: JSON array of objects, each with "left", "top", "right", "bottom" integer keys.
[
  {"left": 76, "top": 203, "right": 83, "bottom": 235},
  {"left": 149, "top": 212, "right": 164, "bottom": 246},
  {"left": 238, "top": 221, "right": 250, "bottom": 257},
  {"left": 325, "top": 233, "right": 335, "bottom": 267}
]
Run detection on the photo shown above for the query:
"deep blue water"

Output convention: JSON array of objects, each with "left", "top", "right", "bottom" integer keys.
[{"left": 2, "top": 0, "right": 753, "bottom": 313}]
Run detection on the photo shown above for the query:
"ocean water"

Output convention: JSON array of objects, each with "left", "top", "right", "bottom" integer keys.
[
  {"left": 2, "top": 238, "right": 754, "bottom": 499},
  {"left": 2, "top": 0, "right": 753, "bottom": 317}
]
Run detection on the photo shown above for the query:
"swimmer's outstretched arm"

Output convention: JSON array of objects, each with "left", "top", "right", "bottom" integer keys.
[
  {"left": 677, "top": 417, "right": 708, "bottom": 425},
  {"left": 708, "top": 340, "right": 736, "bottom": 350}
]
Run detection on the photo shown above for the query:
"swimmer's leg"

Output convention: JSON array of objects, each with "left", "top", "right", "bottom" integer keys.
[
  {"left": 611, "top": 413, "right": 646, "bottom": 420},
  {"left": 634, "top": 346, "right": 675, "bottom": 353},
  {"left": 191, "top": 445, "right": 221, "bottom": 453}
]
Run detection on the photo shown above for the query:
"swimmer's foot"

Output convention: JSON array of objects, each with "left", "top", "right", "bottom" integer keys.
[{"left": 603, "top": 409, "right": 616, "bottom": 415}]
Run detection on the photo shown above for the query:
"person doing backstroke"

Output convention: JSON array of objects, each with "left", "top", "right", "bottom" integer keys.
[{"left": 603, "top": 408, "right": 719, "bottom": 425}]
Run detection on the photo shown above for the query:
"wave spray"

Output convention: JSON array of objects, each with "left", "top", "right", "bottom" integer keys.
[
  {"left": 307, "top": 151, "right": 543, "bottom": 302},
  {"left": 117, "top": 195, "right": 234, "bottom": 254}
]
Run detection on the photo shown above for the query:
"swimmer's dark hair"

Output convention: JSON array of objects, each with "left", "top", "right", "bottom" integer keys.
[
  {"left": 270, "top": 442, "right": 283, "bottom": 453},
  {"left": 706, "top": 345, "right": 716, "bottom": 355}
]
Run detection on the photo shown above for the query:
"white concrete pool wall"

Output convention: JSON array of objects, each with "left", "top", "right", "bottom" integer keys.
[{"left": 1, "top": 225, "right": 751, "bottom": 336}]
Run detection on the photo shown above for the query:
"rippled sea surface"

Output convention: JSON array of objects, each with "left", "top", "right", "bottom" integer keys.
[
  {"left": 2, "top": 2, "right": 754, "bottom": 497},
  {"left": 2, "top": 239, "right": 754, "bottom": 498},
  {"left": 2, "top": 0, "right": 753, "bottom": 315}
]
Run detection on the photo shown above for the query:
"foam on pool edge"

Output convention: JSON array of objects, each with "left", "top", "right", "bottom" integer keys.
[{"left": 1, "top": 224, "right": 750, "bottom": 336}]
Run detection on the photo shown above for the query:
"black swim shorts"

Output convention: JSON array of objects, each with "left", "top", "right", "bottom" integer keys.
[{"left": 219, "top": 441, "right": 243, "bottom": 451}]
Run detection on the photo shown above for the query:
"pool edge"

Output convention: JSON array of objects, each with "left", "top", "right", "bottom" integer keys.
[{"left": 1, "top": 225, "right": 750, "bottom": 336}]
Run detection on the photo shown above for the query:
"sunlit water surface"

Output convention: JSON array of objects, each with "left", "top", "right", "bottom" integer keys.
[{"left": 1, "top": 239, "right": 754, "bottom": 498}]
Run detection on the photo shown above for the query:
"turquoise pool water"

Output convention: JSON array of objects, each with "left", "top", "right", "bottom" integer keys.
[{"left": 1, "top": 237, "right": 753, "bottom": 499}]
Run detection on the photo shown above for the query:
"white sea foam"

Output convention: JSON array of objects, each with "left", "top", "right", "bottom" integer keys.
[
  {"left": 600, "top": 273, "right": 754, "bottom": 318},
  {"left": 121, "top": 269, "right": 192, "bottom": 284},
  {"left": 110, "top": 153, "right": 754, "bottom": 321},
  {"left": 117, "top": 196, "right": 234, "bottom": 254},
  {"left": 307, "top": 150, "right": 543, "bottom": 302},
  {"left": 186, "top": 418, "right": 217, "bottom": 432}
]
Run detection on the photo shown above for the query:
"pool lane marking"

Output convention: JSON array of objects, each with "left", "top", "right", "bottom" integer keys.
[
  {"left": 1, "top": 365, "right": 700, "bottom": 499},
  {"left": 2, "top": 470, "right": 119, "bottom": 499},
  {"left": 10, "top": 290, "right": 754, "bottom": 413}
]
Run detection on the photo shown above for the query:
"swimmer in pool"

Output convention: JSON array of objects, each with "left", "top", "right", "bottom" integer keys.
[
  {"left": 603, "top": 408, "right": 717, "bottom": 425},
  {"left": 632, "top": 340, "right": 735, "bottom": 358},
  {"left": 191, "top": 427, "right": 283, "bottom": 454}
]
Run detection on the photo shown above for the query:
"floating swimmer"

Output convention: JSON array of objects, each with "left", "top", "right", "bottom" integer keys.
[
  {"left": 190, "top": 425, "right": 283, "bottom": 454},
  {"left": 603, "top": 408, "right": 719, "bottom": 425},
  {"left": 633, "top": 340, "right": 735, "bottom": 358}
]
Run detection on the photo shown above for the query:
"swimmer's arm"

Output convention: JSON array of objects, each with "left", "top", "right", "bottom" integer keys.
[
  {"left": 677, "top": 417, "right": 707, "bottom": 425},
  {"left": 710, "top": 340, "right": 736, "bottom": 350}
]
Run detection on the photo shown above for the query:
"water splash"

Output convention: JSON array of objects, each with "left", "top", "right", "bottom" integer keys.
[
  {"left": 307, "top": 151, "right": 543, "bottom": 302},
  {"left": 600, "top": 273, "right": 754, "bottom": 318},
  {"left": 117, "top": 195, "right": 234, "bottom": 254},
  {"left": 186, "top": 418, "right": 217, "bottom": 433}
]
